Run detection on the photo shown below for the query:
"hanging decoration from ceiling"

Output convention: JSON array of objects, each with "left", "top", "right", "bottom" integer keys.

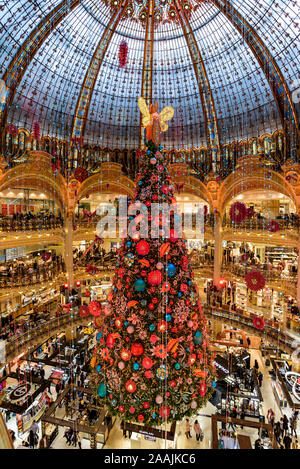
[
  {"left": 229, "top": 201, "right": 247, "bottom": 224},
  {"left": 245, "top": 270, "right": 266, "bottom": 291},
  {"left": 33, "top": 121, "right": 40, "bottom": 142},
  {"left": 119, "top": 40, "right": 128, "bottom": 68},
  {"left": 253, "top": 316, "right": 265, "bottom": 330}
]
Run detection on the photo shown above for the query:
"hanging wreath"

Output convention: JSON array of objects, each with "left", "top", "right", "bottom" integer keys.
[
  {"left": 88, "top": 300, "right": 102, "bottom": 317},
  {"left": 119, "top": 40, "right": 128, "bottom": 68},
  {"left": 267, "top": 220, "right": 280, "bottom": 233},
  {"left": 74, "top": 167, "right": 88, "bottom": 183},
  {"left": 33, "top": 121, "right": 40, "bottom": 141},
  {"left": 41, "top": 251, "right": 51, "bottom": 262},
  {"left": 79, "top": 305, "right": 90, "bottom": 318},
  {"left": 6, "top": 124, "right": 18, "bottom": 136},
  {"left": 245, "top": 270, "right": 266, "bottom": 291},
  {"left": 230, "top": 201, "right": 247, "bottom": 223},
  {"left": 253, "top": 316, "right": 265, "bottom": 330}
]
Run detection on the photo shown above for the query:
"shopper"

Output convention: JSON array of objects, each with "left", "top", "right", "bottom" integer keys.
[
  {"left": 240, "top": 409, "right": 245, "bottom": 429},
  {"left": 28, "top": 430, "right": 36, "bottom": 449},
  {"left": 193, "top": 420, "right": 201, "bottom": 442},
  {"left": 290, "top": 417, "right": 297, "bottom": 438},
  {"left": 185, "top": 419, "right": 192, "bottom": 439},
  {"left": 254, "top": 438, "right": 263, "bottom": 449},
  {"left": 258, "top": 372, "right": 263, "bottom": 387},
  {"left": 77, "top": 432, "right": 83, "bottom": 449},
  {"left": 283, "top": 434, "right": 292, "bottom": 450},
  {"left": 282, "top": 415, "right": 289, "bottom": 436},
  {"left": 292, "top": 439, "right": 299, "bottom": 450}
]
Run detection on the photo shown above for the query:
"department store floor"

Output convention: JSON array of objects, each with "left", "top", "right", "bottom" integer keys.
[{"left": 6, "top": 348, "right": 299, "bottom": 450}]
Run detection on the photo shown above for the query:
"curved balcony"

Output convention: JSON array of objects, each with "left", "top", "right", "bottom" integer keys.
[
  {"left": 0, "top": 261, "right": 66, "bottom": 288},
  {"left": 222, "top": 262, "right": 297, "bottom": 288},
  {"left": 0, "top": 216, "right": 64, "bottom": 232}
]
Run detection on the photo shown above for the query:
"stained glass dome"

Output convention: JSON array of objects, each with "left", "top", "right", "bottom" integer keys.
[{"left": 0, "top": 0, "right": 299, "bottom": 150}]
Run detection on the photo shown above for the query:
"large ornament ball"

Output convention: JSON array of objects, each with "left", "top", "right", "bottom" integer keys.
[
  {"left": 167, "top": 263, "right": 176, "bottom": 277},
  {"left": 134, "top": 278, "right": 146, "bottom": 292},
  {"left": 142, "top": 357, "right": 153, "bottom": 369},
  {"left": 136, "top": 240, "right": 150, "bottom": 256},
  {"left": 148, "top": 270, "right": 163, "bottom": 286},
  {"left": 131, "top": 342, "right": 144, "bottom": 357},
  {"left": 156, "top": 262, "right": 164, "bottom": 270},
  {"left": 138, "top": 414, "right": 145, "bottom": 423},
  {"left": 127, "top": 326, "right": 135, "bottom": 334},
  {"left": 156, "top": 395, "right": 163, "bottom": 404},
  {"left": 97, "top": 382, "right": 106, "bottom": 398}
]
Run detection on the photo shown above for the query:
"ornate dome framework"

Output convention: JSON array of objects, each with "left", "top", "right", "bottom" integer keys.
[{"left": 0, "top": 0, "right": 299, "bottom": 155}]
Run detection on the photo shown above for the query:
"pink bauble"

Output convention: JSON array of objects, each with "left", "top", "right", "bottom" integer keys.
[
  {"left": 142, "top": 357, "right": 153, "bottom": 369},
  {"left": 191, "top": 400, "right": 197, "bottom": 409},
  {"left": 129, "top": 406, "right": 135, "bottom": 414},
  {"left": 188, "top": 320, "right": 193, "bottom": 328},
  {"left": 156, "top": 262, "right": 163, "bottom": 270},
  {"left": 156, "top": 395, "right": 163, "bottom": 404},
  {"left": 127, "top": 326, "right": 135, "bottom": 334},
  {"left": 118, "top": 361, "right": 125, "bottom": 370}
]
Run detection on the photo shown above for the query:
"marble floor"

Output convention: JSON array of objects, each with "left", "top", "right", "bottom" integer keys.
[{"left": 4, "top": 348, "right": 300, "bottom": 449}]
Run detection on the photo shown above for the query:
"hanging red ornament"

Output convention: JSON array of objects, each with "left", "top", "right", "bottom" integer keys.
[
  {"left": 253, "top": 316, "right": 265, "bottom": 330},
  {"left": 131, "top": 342, "right": 144, "bottom": 356},
  {"left": 79, "top": 305, "right": 90, "bottom": 318},
  {"left": 245, "top": 270, "right": 265, "bottom": 291},
  {"left": 199, "top": 382, "right": 207, "bottom": 397},
  {"left": 136, "top": 240, "right": 150, "bottom": 256},
  {"left": 125, "top": 380, "right": 136, "bottom": 393},
  {"left": 247, "top": 207, "right": 255, "bottom": 218},
  {"left": 230, "top": 201, "right": 247, "bottom": 223},
  {"left": 33, "top": 121, "right": 40, "bottom": 141},
  {"left": 119, "top": 40, "right": 128, "bottom": 68}
]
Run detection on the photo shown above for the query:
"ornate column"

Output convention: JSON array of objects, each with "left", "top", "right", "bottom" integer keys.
[
  {"left": 64, "top": 212, "right": 74, "bottom": 289},
  {"left": 297, "top": 228, "right": 300, "bottom": 309},
  {"left": 213, "top": 213, "right": 222, "bottom": 286}
]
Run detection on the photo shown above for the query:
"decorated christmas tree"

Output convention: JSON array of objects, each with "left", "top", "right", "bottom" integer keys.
[{"left": 90, "top": 99, "right": 215, "bottom": 425}]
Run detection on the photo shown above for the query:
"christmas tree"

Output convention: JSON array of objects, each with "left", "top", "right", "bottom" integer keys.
[{"left": 90, "top": 100, "right": 215, "bottom": 425}]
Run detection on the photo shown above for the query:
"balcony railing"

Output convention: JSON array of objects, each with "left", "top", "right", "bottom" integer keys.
[
  {"left": 222, "top": 262, "right": 297, "bottom": 284},
  {"left": 0, "top": 216, "right": 63, "bottom": 232},
  {"left": 223, "top": 217, "right": 300, "bottom": 231},
  {"left": 0, "top": 262, "right": 65, "bottom": 288}
]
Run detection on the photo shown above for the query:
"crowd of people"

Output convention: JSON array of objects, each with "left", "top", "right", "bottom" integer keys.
[{"left": 0, "top": 211, "right": 63, "bottom": 231}]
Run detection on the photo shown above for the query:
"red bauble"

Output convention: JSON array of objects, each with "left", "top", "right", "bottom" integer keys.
[
  {"left": 106, "top": 333, "right": 116, "bottom": 348},
  {"left": 159, "top": 406, "right": 170, "bottom": 418},
  {"left": 148, "top": 303, "right": 155, "bottom": 310},
  {"left": 142, "top": 357, "right": 153, "bottom": 369},
  {"left": 137, "top": 414, "right": 145, "bottom": 423},
  {"left": 199, "top": 382, "right": 207, "bottom": 397},
  {"left": 157, "top": 320, "right": 168, "bottom": 332},
  {"left": 88, "top": 300, "right": 102, "bottom": 317},
  {"left": 143, "top": 402, "right": 150, "bottom": 409},
  {"left": 125, "top": 380, "right": 136, "bottom": 393},
  {"left": 131, "top": 342, "right": 144, "bottom": 356},
  {"left": 136, "top": 240, "right": 150, "bottom": 256},
  {"left": 147, "top": 270, "right": 163, "bottom": 286}
]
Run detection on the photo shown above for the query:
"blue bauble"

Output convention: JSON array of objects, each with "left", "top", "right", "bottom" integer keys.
[
  {"left": 96, "top": 365, "right": 102, "bottom": 372},
  {"left": 96, "top": 332, "right": 102, "bottom": 342},
  {"left": 149, "top": 324, "right": 155, "bottom": 331},
  {"left": 212, "top": 381, "right": 217, "bottom": 388},
  {"left": 175, "top": 363, "right": 181, "bottom": 370},
  {"left": 133, "top": 362, "right": 140, "bottom": 370},
  {"left": 165, "top": 314, "right": 172, "bottom": 322},
  {"left": 195, "top": 331, "right": 202, "bottom": 339},
  {"left": 178, "top": 292, "right": 182, "bottom": 297},
  {"left": 134, "top": 278, "right": 146, "bottom": 292},
  {"left": 126, "top": 241, "right": 132, "bottom": 247},
  {"left": 167, "top": 263, "right": 176, "bottom": 277},
  {"left": 138, "top": 181, "right": 143, "bottom": 185},
  {"left": 124, "top": 321, "right": 128, "bottom": 326},
  {"left": 141, "top": 299, "right": 147, "bottom": 306},
  {"left": 97, "top": 382, "right": 106, "bottom": 398},
  {"left": 152, "top": 413, "right": 157, "bottom": 419}
]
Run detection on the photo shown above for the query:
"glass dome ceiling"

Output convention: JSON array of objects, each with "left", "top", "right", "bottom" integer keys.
[{"left": 0, "top": 0, "right": 299, "bottom": 150}]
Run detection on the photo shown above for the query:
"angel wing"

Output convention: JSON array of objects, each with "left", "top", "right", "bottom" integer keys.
[
  {"left": 159, "top": 105, "right": 174, "bottom": 125},
  {"left": 138, "top": 97, "right": 151, "bottom": 127}
]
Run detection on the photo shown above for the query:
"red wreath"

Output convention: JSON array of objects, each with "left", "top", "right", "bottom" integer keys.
[
  {"left": 230, "top": 202, "right": 247, "bottom": 223},
  {"left": 6, "top": 124, "right": 18, "bottom": 136},
  {"left": 41, "top": 251, "right": 51, "bottom": 262},
  {"left": 267, "top": 220, "right": 280, "bottom": 233},
  {"left": 74, "top": 167, "right": 87, "bottom": 183},
  {"left": 119, "top": 40, "right": 128, "bottom": 68},
  {"left": 79, "top": 305, "right": 90, "bottom": 318},
  {"left": 245, "top": 270, "right": 266, "bottom": 291},
  {"left": 88, "top": 301, "right": 102, "bottom": 317},
  {"left": 253, "top": 316, "right": 265, "bottom": 330}
]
